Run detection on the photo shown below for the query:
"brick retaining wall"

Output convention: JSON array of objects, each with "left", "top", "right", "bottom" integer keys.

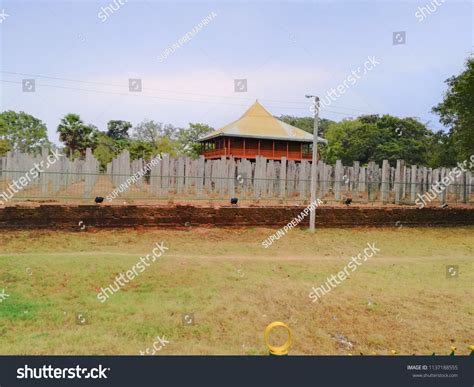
[{"left": 0, "top": 205, "right": 472, "bottom": 230}]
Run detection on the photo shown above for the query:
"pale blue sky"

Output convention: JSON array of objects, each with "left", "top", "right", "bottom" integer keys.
[{"left": 0, "top": 0, "right": 472, "bottom": 144}]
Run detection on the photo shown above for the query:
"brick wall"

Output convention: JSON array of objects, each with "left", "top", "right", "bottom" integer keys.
[{"left": 0, "top": 205, "right": 473, "bottom": 230}]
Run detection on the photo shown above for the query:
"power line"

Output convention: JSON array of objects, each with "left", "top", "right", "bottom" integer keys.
[
  {"left": 0, "top": 70, "right": 304, "bottom": 104},
  {"left": 0, "top": 70, "right": 376, "bottom": 114},
  {"left": 0, "top": 79, "right": 365, "bottom": 118}
]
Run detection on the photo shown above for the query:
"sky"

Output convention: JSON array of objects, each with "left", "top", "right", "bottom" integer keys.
[{"left": 0, "top": 0, "right": 472, "bottom": 145}]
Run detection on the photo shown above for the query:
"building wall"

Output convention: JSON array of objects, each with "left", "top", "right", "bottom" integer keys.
[{"left": 202, "top": 137, "right": 310, "bottom": 160}]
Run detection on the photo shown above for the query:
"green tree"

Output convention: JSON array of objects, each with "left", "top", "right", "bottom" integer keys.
[
  {"left": 278, "top": 115, "right": 334, "bottom": 137},
  {"left": 57, "top": 114, "right": 99, "bottom": 158},
  {"left": 372, "top": 115, "right": 432, "bottom": 165},
  {"left": 322, "top": 118, "right": 383, "bottom": 164},
  {"left": 0, "top": 110, "right": 50, "bottom": 153},
  {"left": 106, "top": 120, "right": 131, "bottom": 154},
  {"left": 156, "top": 137, "right": 179, "bottom": 156},
  {"left": 0, "top": 139, "right": 11, "bottom": 156},
  {"left": 93, "top": 133, "right": 116, "bottom": 171},
  {"left": 425, "top": 130, "right": 458, "bottom": 167},
  {"left": 130, "top": 120, "right": 181, "bottom": 158},
  {"left": 106, "top": 120, "right": 132, "bottom": 141},
  {"left": 128, "top": 140, "right": 157, "bottom": 161},
  {"left": 433, "top": 58, "right": 474, "bottom": 161},
  {"left": 321, "top": 115, "right": 434, "bottom": 166},
  {"left": 132, "top": 120, "right": 179, "bottom": 144},
  {"left": 178, "top": 123, "right": 214, "bottom": 157}
]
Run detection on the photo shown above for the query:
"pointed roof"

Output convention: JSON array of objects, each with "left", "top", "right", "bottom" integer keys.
[{"left": 198, "top": 101, "right": 327, "bottom": 143}]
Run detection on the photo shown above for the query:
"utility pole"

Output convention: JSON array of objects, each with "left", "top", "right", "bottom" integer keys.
[{"left": 306, "top": 95, "right": 319, "bottom": 233}]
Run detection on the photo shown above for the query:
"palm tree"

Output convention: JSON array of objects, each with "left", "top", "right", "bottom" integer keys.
[{"left": 57, "top": 114, "right": 98, "bottom": 158}]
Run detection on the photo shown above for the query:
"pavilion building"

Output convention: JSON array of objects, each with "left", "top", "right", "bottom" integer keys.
[{"left": 198, "top": 101, "right": 327, "bottom": 161}]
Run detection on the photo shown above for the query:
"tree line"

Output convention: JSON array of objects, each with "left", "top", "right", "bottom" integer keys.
[
  {"left": 0, "top": 58, "right": 472, "bottom": 170},
  {"left": 0, "top": 113, "right": 214, "bottom": 171}
]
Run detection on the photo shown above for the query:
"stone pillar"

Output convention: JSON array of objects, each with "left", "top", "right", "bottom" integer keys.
[
  {"left": 266, "top": 160, "right": 275, "bottom": 197},
  {"left": 352, "top": 161, "right": 360, "bottom": 192},
  {"left": 287, "top": 161, "right": 296, "bottom": 196},
  {"left": 334, "top": 160, "right": 343, "bottom": 200},
  {"left": 440, "top": 168, "right": 447, "bottom": 204},
  {"left": 410, "top": 165, "right": 417, "bottom": 203},
  {"left": 254, "top": 156, "right": 266, "bottom": 199},
  {"left": 176, "top": 157, "right": 185, "bottom": 194},
  {"left": 298, "top": 160, "right": 308, "bottom": 199},
  {"left": 228, "top": 157, "right": 235, "bottom": 196},
  {"left": 395, "top": 160, "right": 405, "bottom": 204},
  {"left": 161, "top": 154, "right": 170, "bottom": 196},
  {"left": 367, "top": 161, "right": 377, "bottom": 201},
  {"left": 358, "top": 166, "right": 366, "bottom": 193},
  {"left": 280, "top": 157, "right": 287, "bottom": 198},
  {"left": 459, "top": 170, "right": 467, "bottom": 203},
  {"left": 196, "top": 155, "right": 205, "bottom": 198},
  {"left": 40, "top": 147, "right": 49, "bottom": 196},
  {"left": 381, "top": 160, "right": 389, "bottom": 204}
]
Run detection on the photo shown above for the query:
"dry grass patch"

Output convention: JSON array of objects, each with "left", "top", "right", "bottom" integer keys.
[{"left": 0, "top": 227, "right": 472, "bottom": 355}]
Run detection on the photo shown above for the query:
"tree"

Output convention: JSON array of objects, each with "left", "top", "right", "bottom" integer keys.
[
  {"left": 106, "top": 120, "right": 131, "bottom": 154},
  {"left": 128, "top": 140, "right": 157, "bottom": 161},
  {"left": 106, "top": 120, "right": 132, "bottom": 141},
  {"left": 130, "top": 120, "right": 181, "bottom": 158},
  {"left": 57, "top": 114, "right": 99, "bottom": 158},
  {"left": 0, "top": 110, "right": 50, "bottom": 153},
  {"left": 322, "top": 118, "right": 383, "bottom": 165},
  {"left": 0, "top": 139, "right": 10, "bottom": 156},
  {"left": 321, "top": 115, "right": 434, "bottom": 166},
  {"left": 278, "top": 115, "right": 334, "bottom": 137},
  {"left": 425, "top": 130, "right": 458, "bottom": 167},
  {"left": 178, "top": 123, "right": 214, "bottom": 157},
  {"left": 132, "top": 120, "right": 179, "bottom": 144},
  {"left": 93, "top": 133, "right": 116, "bottom": 171},
  {"left": 156, "top": 137, "right": 179, "bottom": 156},
  {"left": 433, "top": 58, "right": 474, "bottom": 161},
  {"left": 372, "top": 115, "right": 432, "bottom": 165}
]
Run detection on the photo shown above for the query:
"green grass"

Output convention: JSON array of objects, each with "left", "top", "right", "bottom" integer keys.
[{"left": 0, "top": 227, "right": 473, "bottom": 355}]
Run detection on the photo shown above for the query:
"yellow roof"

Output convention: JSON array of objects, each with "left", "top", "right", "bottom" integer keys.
[{"left": 199, "top": 101, "right": 326, "bottom": 143}]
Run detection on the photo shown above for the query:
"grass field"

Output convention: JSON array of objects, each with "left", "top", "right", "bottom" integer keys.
[{"left": 0, "top": 227, "right": 472, "bottom": 355}]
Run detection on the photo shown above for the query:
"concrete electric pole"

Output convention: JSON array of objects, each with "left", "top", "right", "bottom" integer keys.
[{"left": 306, "top": 95, "right": 320, "bottom": 233}]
